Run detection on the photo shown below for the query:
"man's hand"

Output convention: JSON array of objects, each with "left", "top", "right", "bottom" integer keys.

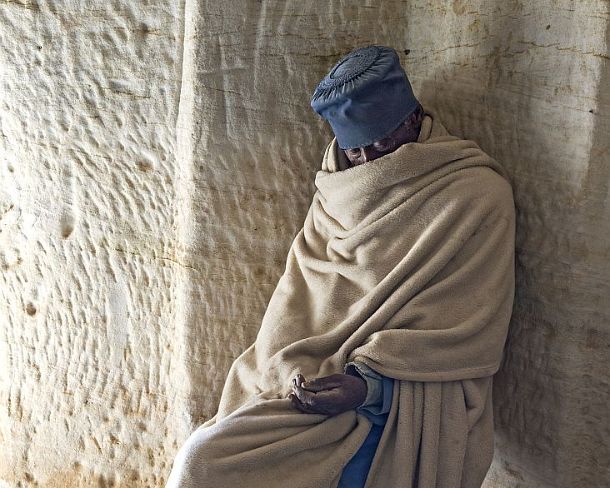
[{"left": 287, "top": 373, "right": 367, "bottom": 416}]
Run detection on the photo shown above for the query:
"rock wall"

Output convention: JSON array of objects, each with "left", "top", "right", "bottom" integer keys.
[
  {"left": 1, "top": 1, "right": 608, "bottom": 486},
  {"left": 0, "top": 1, "right": 187, "bottom": 486}
]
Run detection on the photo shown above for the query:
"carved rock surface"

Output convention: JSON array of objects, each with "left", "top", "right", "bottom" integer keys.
[
  {"left": 0, "top": 1, "right": 608, "bottom": 487},
  {"left": 0, "top": 1, "right": 186, "bottom": 487}
]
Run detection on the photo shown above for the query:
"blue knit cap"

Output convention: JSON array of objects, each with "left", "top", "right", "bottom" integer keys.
[{"left": 310, "top": 45, "right": 419, "bottom": 150}]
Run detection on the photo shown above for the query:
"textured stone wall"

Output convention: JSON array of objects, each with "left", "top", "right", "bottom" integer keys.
[
  {"left": 0, "top": 1, "right": 187, "bottom": 486},
  {"left": 1, "top": 1, "right": 608, "bottom": 487}
]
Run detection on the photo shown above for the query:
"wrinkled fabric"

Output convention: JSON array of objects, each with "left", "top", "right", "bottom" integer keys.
[{"left": 166, "top": 106, "right": 516, "bottom": 488}]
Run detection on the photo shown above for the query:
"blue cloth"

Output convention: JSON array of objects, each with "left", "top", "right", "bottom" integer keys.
[
  {"left": 310, "top": 45, "right": 419, "bottom": 150},
  {"left": 338, "top": 361, "right": 394, "bottom": 487}
]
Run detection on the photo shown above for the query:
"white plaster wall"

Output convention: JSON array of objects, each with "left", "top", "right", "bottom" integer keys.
[
  {"left": 0, "top": 1, "right": 188, "bottom": 486},
  {"left": 1, "top": 0, "right": 608, "bottom": 486}
]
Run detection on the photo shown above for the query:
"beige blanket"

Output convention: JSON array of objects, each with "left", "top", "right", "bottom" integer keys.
[{"left": 166, "top": 107, "right": 516, "bottom": 488}]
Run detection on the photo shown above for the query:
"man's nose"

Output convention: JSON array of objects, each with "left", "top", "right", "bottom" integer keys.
[{"left": 360, "top": 147, "right": 373, "bottom": 162}]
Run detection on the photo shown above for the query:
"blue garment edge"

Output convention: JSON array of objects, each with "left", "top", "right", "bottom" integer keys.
[
  {"left": 344, "top": 360, "right": 393, "bottom": 422},
  {"left": 337, "top": 360, "right": 394, "bottom": 487}
]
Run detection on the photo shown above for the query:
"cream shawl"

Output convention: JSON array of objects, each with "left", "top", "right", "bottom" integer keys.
[{"left": 166, "top": 107, "right": 516, "bottom": 488}]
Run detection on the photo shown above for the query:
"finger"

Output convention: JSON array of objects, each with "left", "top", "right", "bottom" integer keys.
[
  {"left": 303, "top": 386, "right": 353, "bottom": 415},
  {"left": 301, "top": 379, "right": 334, "bottom": 392},
  {"left": 288, "top": 393, "right": 301, "bottom": 407},
  {"left": 292, "top": 375, "right": 307, "bottom": 389},
  {"left": 292, "top": 393, "right": 334, "bottom": 416},
  {"left": 301, "top": 376, "right": 342, "bottom": 392},
  {"left": 292, "top": 384, "right": 317, "bottom": 407},
  {"left": 289, "top": 394, "right": 306, "bottom": 412},
  {"left": 303, "top": 388, "right": 340, "bottom": 410},
  {"left": 289, "top": 394, "right": 320, "bottom": 414}
]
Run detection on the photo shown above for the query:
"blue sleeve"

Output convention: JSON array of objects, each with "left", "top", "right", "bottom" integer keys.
[{"left": 344, "top": 360, "right": 393, "bottom": 416}]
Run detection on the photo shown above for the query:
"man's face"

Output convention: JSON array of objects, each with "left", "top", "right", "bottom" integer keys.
[
  {"left": 343, "top": 136, "right": 399, "bottom": 166},
  {"left": 343, "top": 107, "right": 423, "bottom": 166}
]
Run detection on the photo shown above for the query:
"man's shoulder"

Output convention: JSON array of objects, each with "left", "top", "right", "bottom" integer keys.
[{"left": 448, "top": 164, "right": 515, "bottom": 218}]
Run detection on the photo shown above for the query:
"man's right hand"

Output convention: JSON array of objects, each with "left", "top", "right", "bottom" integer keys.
[{"left": 287, "top": 373, "right": 367, "bottom": 416}]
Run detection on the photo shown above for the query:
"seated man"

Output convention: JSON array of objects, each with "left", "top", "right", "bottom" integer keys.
[{"left": 166, "top": 45, "right": 516, "bottom": 488}]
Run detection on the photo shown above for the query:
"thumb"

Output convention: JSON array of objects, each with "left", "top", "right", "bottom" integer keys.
[{"left": 302, "top": 376, "right": 340, "bottom": 392}]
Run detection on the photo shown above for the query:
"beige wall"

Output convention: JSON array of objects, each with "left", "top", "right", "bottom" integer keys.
[{"left": 1, "top": 1, "right": 608, "bottom": 486}]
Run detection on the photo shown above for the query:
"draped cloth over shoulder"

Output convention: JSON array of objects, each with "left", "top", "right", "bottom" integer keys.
[{"left": 166, "top": 107, "right": 516, "bottom": 488}]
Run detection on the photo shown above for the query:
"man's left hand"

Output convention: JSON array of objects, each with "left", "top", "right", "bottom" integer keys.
[{"left": 287, "top": 373, "right": 367, "bottom": 416}]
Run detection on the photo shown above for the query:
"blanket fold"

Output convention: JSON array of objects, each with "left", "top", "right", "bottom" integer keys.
[{"left": 166, "top": 106, "right": 516, "bottom": 488}]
